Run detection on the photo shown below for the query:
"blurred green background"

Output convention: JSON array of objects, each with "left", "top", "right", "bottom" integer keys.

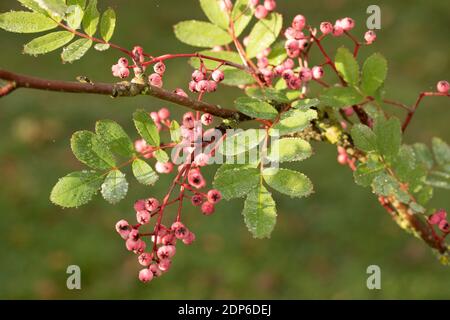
[{"left": 0, "top": 0, "right": 449, "bottom": 299}]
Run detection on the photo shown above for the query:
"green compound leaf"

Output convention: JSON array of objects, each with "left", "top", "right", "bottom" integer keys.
[
  {"left": 82, "top": 0, "right": 99, "bottom": 36},
  {"left": 0, "top": 11, "right": 57, "bottom": 33},
  {"left": 133, "top": 109, "right": 160, "bottom": 147},
  {"left": 235, "top": 97, "right": 278, "bottom": 120},
  {"left": 246, "top": 13, "right": 283, "bottom": 59},
  {"left": 432, "top": 137, "right": 450, "bottom": 168},
  {"left": 267, "top": 138, "right": 312, "bottom": 163},
  {"left": 66, "top": 5, "right": 84, "bottom": 30},
  {"left": 200, "top": 0, "right": 229, "bottom": 30},
  {"left": 100, "top": 7, "right": 116, "bottom": 42},
  {"left": 351, "top": 124, "right": 377, "bottom": 153},
  {"left": 50, "top": 170, "right": 103, "bottom": 208},
  {"left": 374, "top": 117, "right": 402, "bottom": 161},
  {"left": 23, "top": 31, "right": 75, "bottom": 55},
  {"left": 213, "top": 166, "right": 260, "bottom": 200},
  {"left": 132, "top": 159, "right": 159, "bottom": 186},
  {"left": 361, "top": 53, "right": 388, "bottom": 96},
  {"left": 269, "top": 109, "right": 317, "bottom": 136},
  {"left": 335, "top": 47, "right": 360, "bottom": 86},
  {"left": 71, "top": 130, "right": 116, "bottom": 170},
  {"left": 232, "top": 0, "right": 254, "bottom": 37},
  {"left": 95, "top": 120, "right": 134, "bottom": 158},
  {"left": 262, "top": 168, "right": 313, "bottom": 198},
  {"left": 101, "top": 169, "right": 128, "bottom": 204},
  {"left": 61, "top": 38, "right": 92, "bottom": 63},
  {"left": 242, "top": 183, "right": 277, "bottom": 239},
  {"left": 174, "top": 20, "right": 232, "bottom": 47},
  {"left": 320, "top": 86, "right": 364, "bottom": 108}
]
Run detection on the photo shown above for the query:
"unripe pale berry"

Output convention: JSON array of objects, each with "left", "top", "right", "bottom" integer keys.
[
  {"left": 201, "top": 113, "right": 213, "bottom": 126},
  {"left": 158, "top": 107, "right": 170, "bottom": 120},
  {"left": 138, "top": 268, "right": 154, "bottom": 283},
  {"left": 340, "top": 17, "right": 355, "bottom": 31},
  {"left": 212, "top": 69, "right": 225, "bottom": 82},
  {"left": 138, "top": 252, "right": 153, "bottom": 267},
  {"left": 312, "top": 66, "right": 324, "bottom": 79},
  {"left": 201, "top": 201, "right": 215, "bottom": 215},
  {"left": 192, "top": 70, "right": 204, "bottom": 82},
  {"left": 148, "top": 73, "right": 163, "bottom": 88},
  {"left": 153, "top": 61, "right": 166, "bottom": 75},
  {"left": 207, "top": 189, "right": 222, "bottom": 204},
  {"left": 255, "top": 5, "right": 268, "bottom": 19},
  {"left": 299, "top": 67, "right": 312, "bottom": 82},
  {"left": 292, "top": 14, "right": 306, "bottom": 31},
  {"left": 364, "top": 30, "right": 377, "bottom": 44},
  {"left": 320, "top": 22, "right": 333, "bottom": 35},
  {"left": 155, "top": 161, "right": 174, "bottom": 174},
  {"left": 136, "top": 210, "right": 151, "bottom": 224},
  {"left": 436, "top": 80, "right": 449, "bottom": 93}
]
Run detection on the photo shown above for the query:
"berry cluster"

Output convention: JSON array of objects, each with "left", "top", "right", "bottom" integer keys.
[
  {"left": 429, "top": 209, "right": 450, "bottom": 234},
  {"left": 189, "top": 68, "right": 224, "bottom": 94}
]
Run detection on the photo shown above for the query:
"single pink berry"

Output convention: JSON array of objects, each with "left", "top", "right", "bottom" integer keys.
[
  {"left": 320, "top": 22, "right": 333, "bottom": 35},
  {"left": 153, "top": 61, "right": 166, "bottom": 75},
  {"left": 157, "top": 245, "right": 176, "bottom": 259},
  {"left": 188, "top": 171, "right": 206, "bottom": 189},
  {"left": 158, "top": 107, "right": 170, "bottom": 120},
  {"left": 364, "top": 30, "right": 377, "bottom": 44},
  {"left": 274, "top": 64, "right": 285, "bottom": 76},
  {"left": 284, "top": 27, "right": 303, "bottom": 40},
  {"left": 183, "top": 112, "right": 195, "bottom": 129},
  {"left": 333, "top": 24, "right": 344, "bottom": 37},
  {"left": 282, "top": 69, "right": 294, "bottom": 81},
  {"left": 207, "top": 189, "right": 222, "bottom": 204},
  {"left": 118, "top": 57, "right": 129, "bottom": 67},
  {"left": 255, "top": 5, "right": 268, "bottom": 19},
  {"left": 312, "top": 66, "right": 324, "bottom": 79},
  {"left": 299, "top": 67, "right": 312, "bottom": 82},
  {"left": 125, "top": 238, "right": 138, "bottom": 251},
  {"left": 196, "top": 80, "right": 209, "bottom": 92},
  {"left": 188, "top": 80, "right": 198, "bottom": 93},
  {"left": 182, "top": 231, "right": 196, "bottom": 245},
  {"left": 436, "top": 80, "right": 449, "bottom": 93},
  {"left": 111, "top": 64, "right": 130, "bottom": 79},
  {"left": 155, "top": 161, "right": 174, "bottom": 174},
  {"left": 138, "top": 268, "right": 154, "bottom": 283},
  {"left": 150, "top": 111, "right": 160, "bottom": 123},
  {"left": 133, "top": 239, "right": 147, "bottom": 254},
  {"left": 138, "top": 252, "right": 153, "bottom": 267},
  {"left": 192, "top": 70, "right": 205, "bottom": 82},
  {"left": 340, "top": 17, "right": 355, "bottom": 31},
  {"left": 174, "top": 88, "right": 188, "bottom": 98},
  {"left": 429, "top": 209, "right": 447, "bottom": 225},
  {"left": 201, "top": 113, "right": 213, "bottom": 126},
  {"left": 287, "top": 76, "right": 301, "bottom": 90},
  {"left": 343, "top": 107, "right": 354, "bottom": 117},
  {"left": 161, "top": 233, "right": 176, "bottom": 246},
  {"left": 292, "top": 14, "right": 306, "bottom": 31},
  {"left": 115, "top": 219, "right": 130, "bottom": 239},
  {"left": 285, "top": 39, "right": 299, "bottom": 53},
  {"left": 136, "top": 210, "right": 151, "bottom": 224},
  {"left": 337, "top": 153, "right": 348, "bottom": 165},
  {"left": 149, "top": 264, "right": 162, "bottom": 277},
  {"left": 250, "top": 0, "right": 259, "bottom": 7},
  {"left": 212, "top": 69, "right": 225, "bottom": 83},
  {"left": 201, "top": 201, "right": 215, "bottom": 216},
  {"left": 149, "top": 73, "right": 163, "bottom": 88},
  {"left": 264, "top": 0, "right": 276, "bottom": 11},
  {"left": 207, "top": 80, "right": 217, "bottom": 93},
  {"left": 438, "top": 220, "right": 450, "bottom": 233},
  {"left": 145, "top": 198, "right": 160, "bottom": 212},
  {"left": 158, "top": 258, "right": 171, "bottom": 272},
  {"left": 134, "top": 199, "right": 146, "bottom": 212},
  {"left": 129, "top": 228, "right": 139, "bottom": 241},
  {"left": 171, "top": 222, "right": 189, "bottom": 239},
  {"left": 191, "top": 194, "right": 203, "bottom": 206}
]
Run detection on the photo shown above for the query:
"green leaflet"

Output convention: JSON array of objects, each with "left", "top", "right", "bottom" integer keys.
[
  {"left": 71, "top": 130, "right": 116, "bottom": 170},
  {"left": 100, "top": 7, "right": 116, "bottom": 42},
  {"left": 246, "top": 13, "right": 283, "bottom": 58},
  {"left": 132, "top": 159, "right": 159, "bottom": 186},
  {"left": 231, "top": 0, "right": 254, "bottom": 36},
  {"left": 50, "top": 170, "right": 103, "bottom": 208},
  {"left": 101, "top": 169, "right": 128, "bottom": 204},
  {"left": 374, "top": 117, "right": 402, "bottom": 161},
  {"left": 154, "top": 149, "right": 170, "bottom": 163},
  {"left": 174, "top": 20, "right": 232, "bottom": 47},
  {"left": 361, "top": 53, "right": 388, "bottom": 96},
  {"left": 269, "top": 109, "right": 317, "bottom": 136},
  {"left": 320, "top": 86, "right": 364, "bottom": 108},
  {"left": 133, "top": 110, "right": 160, "bottom": 147},
  {"left": 235, "top": 97, "right": 278, "bottom": 120},
  {"left": 335, "top": 47, "right": 360, "bottom": 86},
  {"left": 242, "top": 183, "right": 277, "bottom": 239},
  {"left": 217, "top": 129, "right": 265, "bottom": 156},
  {"left": 24, "top": 31, "right": 75, "bottom": 55},
  {"left": 267, "top": 138, "right": 312, "bottom": 163},
  {"left": 262, "top": 168, "right": 313, "bottom": 198},
  {"left": 82, "top": 0, "right": 99, "bottom": 36},
  {"left": 95, "top": 120, "right": 134, "bottom": 158},
  {"left": 199, "top": 0, "right": 229, "bottom": 30},
  {"left": 61, "top": 38, "right": 92, "bottom": 63},
  {"left": 351, "top": 124, "right": 377, "bottom": 153},
  {"left": 66, "top": 5, "right": 84, "bottom": 29},
  {"left": 0, "top": 11, "right": 57, "bottom": 33},
  {"left": 213, "top": 166, "right": 260, "bottom": 200}
]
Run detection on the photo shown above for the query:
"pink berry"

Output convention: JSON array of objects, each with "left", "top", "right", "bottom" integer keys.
[
  {"left": 138, "top": 252, "right": 153, "bottom": 267},
  {"left": 174, "top": 88, "right": 188, "bottom": 98},
  {"left": 115, "top": 219, "right": 130, "bottom": 239},
  {"left": 161, "top": 233, "right": 176, "bottom": 246},
  {"left": 255, "top": 5, "right": 268, "bottom": 20},
  {"left": 192, "top": 70, "right": 205, "bottom": 82},
  {"left": 138, "top": 268, "right": 153, "bottom": 283},
  {"left": 283, "top": 58, "right": 295, "bottom": 69},
  {"left": 299, "top": 67, "right": 312, "bottom": 82},
  {"left": 145, "top": 198, "right": 160, "bottom": 212},
  {"left": 188, "top": 80, "right": 198, "bottom": 93},
  {"left": 320, "top": 22, "right": 333, "bottom": 35},
  {"left": 343, "top": 107, "right": 354, "bottom": 117},
  {"left": 136, "top": 210, "right": 151, "bottom": 224},
  {"left": 150, "top": 111, "right": 160, "bottom": 123},
  {"left": 188, "top": 171, "right": 206, "bottom": 189},
  {"left": 429, "top": 209, "right": 447, "bottom": 225},
  {"left": 207, "top": 189, "right": 222, "bottom": 204},
  {"left": 264, "top": 0, "right": 276, "bottom": 11},
  {"left": 364, "top": 30, "right": 377, "bottom": 44},
  {"left": 312, "top": 66, "right": 324, "bottom": 79},
  {"left": 153, "top": 61, "right": 166, "bottom": 75},
  {"left": 157, "top": 245, "right": 176, "bottom": 259},
  {"left": 207, "top": 80, "right": 217, "bottom": 93},
  {"left": 111, "top": 64, "right": 130, "bottom": 79},
  {"left": 118, "top": 57, "right": 129, "bottom": 67},
  {"left": 337, "top": 153, "right": 348, "bottom": 165},
  {"left": 437, "top": 80, "right": 449, "bottom": 93},
  {"left": 158, "top": 258, "right": 171, "bottom": 272},
  {"left": 285, "top": 39, "right": 299, "bottom": 53},
  {"left": 201, "top": 201, "right": 215, "bottom": 215},
  {"left": 284, "top": 27, "right": 303, "bottom": 40},
  {"left": 149, "top": 264, "right": 163, "bottom": 277},
  {"left": 333, "top": 25, "right": 344, "bottom": 37},
  {"left": 158, "top": 107, "right": 170, "bottom": 120},
  {"left": 292, "top": 14, "right": 306, "bottom": 31},
  {"left": 250, "top": 0, "right": 259, "bottom": 6},
  {"left": 274, "top": 64, "right": 285, "bottom": 76},
  {"left": 183, "top": 112, "right": 195, "bottom": 129},
  {"left": 129, "top": 228, "right": 139, "bottom": 241},
  {"left": 195, "top": 80, "right": 209, "bottom": 92},
  {"left": 171, "top": 222, "right": 189, "bottom": 239},
  {"left": 125, "top": 238, "right": 138, "bottom": 251},
  {"left": 191, "top": 194, "right": 203, "bottom": 206},
  {"left": 155, "top": 161, "right": 174, "bottom": 174},
  {"left": 133, "top": 239, "right": 147, "bottom": 254},
  {"left": 438, "top": 220, "right": 450, "bottom": 233},
  {"left": 201, "top": 113, "right": 213, "bottom": 126},
  {"left": 149, "top": 73, "right": 163, "bottom": 88},
  {"left": 287, "top": 76, "right": 301, "bottom": 90},
  {"left": 212, "top": 69, "right": 225, "bottom": 83},
  {"left": 340, "top": 17, "right": 355, "bottom": 31},
  {"left": 182, "top": 232, "right": 196, "bottom": 245}
]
